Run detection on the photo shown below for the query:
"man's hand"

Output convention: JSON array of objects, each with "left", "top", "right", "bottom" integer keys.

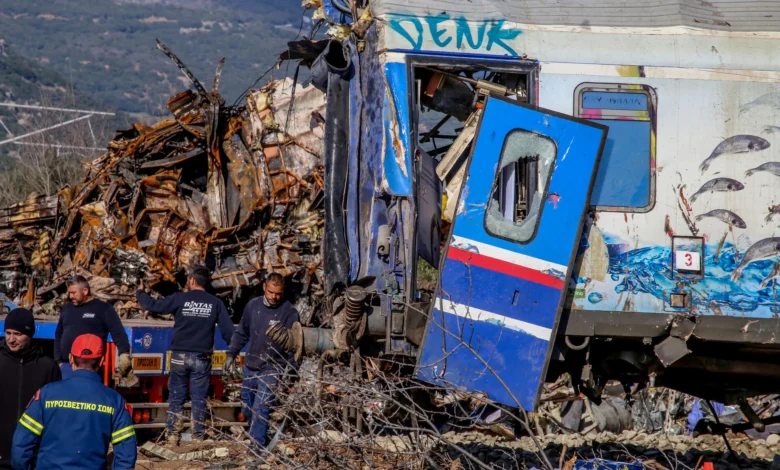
[
  {"left": 139, "top": 279, "right": 145, "bottom": 291},
  {"left": 223, "top": 355, "right": 237, "bottom": 377},
  {"left": 118, "top": 353, "right": 133, "bottom": 376}
]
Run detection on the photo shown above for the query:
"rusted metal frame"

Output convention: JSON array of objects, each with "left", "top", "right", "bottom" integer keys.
[
  {"left": 286, "top": 136, "right": 322, "bottom": 158},
  {"left": 206, "top": 102, "right": 229, "bottom": 228},
  {"left": 212, "top": 58, "right": 225, "bottom": 95},
  {"left": 155, "top": 40, "right": 211, "bottom": 102},
  {"left": 222, "top": 127, "right": 263, "bottom": 226},
  {"left": 51, "top": 155, "right": 127, "bottom": 257},
  {"left": 267, "top": 97, "right": 295, "bottom": 213}
]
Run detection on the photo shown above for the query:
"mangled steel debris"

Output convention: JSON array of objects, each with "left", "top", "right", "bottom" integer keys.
[{"left": 0, "top": 50, "right": 327, "bottom": 320}]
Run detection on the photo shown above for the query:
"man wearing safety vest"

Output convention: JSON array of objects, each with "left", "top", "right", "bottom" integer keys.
[{"left": 10, "top": 333, "right": 137, "bottom": 470}]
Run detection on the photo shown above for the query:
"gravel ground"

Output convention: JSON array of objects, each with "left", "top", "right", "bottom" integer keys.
[{"left": 131, "top": 430, "right": 780, "bottom": 469}]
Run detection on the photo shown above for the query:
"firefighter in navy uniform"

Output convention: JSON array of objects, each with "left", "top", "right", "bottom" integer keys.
[{"left": 10, "top": 334, "right": 137, "bottom": 470}]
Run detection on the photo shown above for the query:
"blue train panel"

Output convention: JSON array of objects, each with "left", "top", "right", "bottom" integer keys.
[{"left": 416, "top": 96, "right": 606, "bottom": 411}]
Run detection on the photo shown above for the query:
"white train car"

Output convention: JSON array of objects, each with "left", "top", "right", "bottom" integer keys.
[{"left": 370, "top": 0, "right": 780, "bottom": 408}]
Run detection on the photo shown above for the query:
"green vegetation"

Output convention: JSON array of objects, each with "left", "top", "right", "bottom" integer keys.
[
  {"left": 0, "top": 0, "right": 304, "bottom": 115},
  {"left": 417, "top": 258, "right": 439, "bottom": 293}
]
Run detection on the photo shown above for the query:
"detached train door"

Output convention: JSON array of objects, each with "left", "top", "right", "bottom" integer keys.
[{"left": 416, "top": 96, "right": 607, "bottom": 411}]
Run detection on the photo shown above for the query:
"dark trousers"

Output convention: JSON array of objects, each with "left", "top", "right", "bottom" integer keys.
[
  {"left": 241, "top": 365, "right": 279, "bottom": 449},
  {"left": 168, "top": 351, "right": 211, "bottom": 437}
]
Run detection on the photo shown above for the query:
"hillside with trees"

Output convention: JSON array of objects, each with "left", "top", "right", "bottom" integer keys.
[{"left": 0, "top": 0, "right": 304, "bottom": 116}]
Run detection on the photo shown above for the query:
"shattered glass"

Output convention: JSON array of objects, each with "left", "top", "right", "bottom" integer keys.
[{"left": 485, "top": 130, "right": 556, "bottom": 243}]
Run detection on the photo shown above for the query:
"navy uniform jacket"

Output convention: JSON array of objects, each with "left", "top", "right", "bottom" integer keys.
[
  {"left": 11, "top": 369, "right": 136, "bottom": 470},
  {"left": 228, "top": 298, "right": 299, "bottom": 371}
]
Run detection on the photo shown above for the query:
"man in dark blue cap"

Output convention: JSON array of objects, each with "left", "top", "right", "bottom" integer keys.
[{"left": 0, "top": 308, "right": 60, "bottom": 469}]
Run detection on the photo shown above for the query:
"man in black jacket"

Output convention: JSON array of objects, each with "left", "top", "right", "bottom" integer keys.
[
  {"left": 225, "top": 273, "right": 299, "bottom": 452},
  {"left": 54, "top": 275, "right": 133, "bottom": 381},
  {"left": 136, "top": 264, "right": 234, "bottom": 443},
  {"left": 0, "top": 308, "right": 60, "bottom": 469}
]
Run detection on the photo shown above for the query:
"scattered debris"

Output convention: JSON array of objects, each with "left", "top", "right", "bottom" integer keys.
[
  {"left": 140, "top": 441, "right": 230, "bottom": 461},
  {"left": 0, "top": 48, "right": 328, "bottom": 320}
]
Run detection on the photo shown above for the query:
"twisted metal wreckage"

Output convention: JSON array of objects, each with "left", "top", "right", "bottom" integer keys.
[{"left": 0, "top": 44, "right": 328, "bottom": 321}]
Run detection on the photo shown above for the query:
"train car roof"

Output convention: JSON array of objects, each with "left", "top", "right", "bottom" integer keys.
[{"left": 372, "top": 0, "right": 780, "bottom": 33}]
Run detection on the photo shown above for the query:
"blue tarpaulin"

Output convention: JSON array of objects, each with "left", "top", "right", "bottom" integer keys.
[
  {"left": 687, "top": 398, "right": 726, "bottom": 432},
  {"left": 531, "top": 461, "right": 644, "bottom": 470}
]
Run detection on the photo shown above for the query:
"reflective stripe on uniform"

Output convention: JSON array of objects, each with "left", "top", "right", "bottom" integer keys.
[
  {"left": 19, "top": 413, "right": 43, "bottom": 436},
  {"left": 111, "top": 425, "right": 135, "bottom": 444}
]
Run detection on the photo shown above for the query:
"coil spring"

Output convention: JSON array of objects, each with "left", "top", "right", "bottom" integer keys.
[{"left": 344, "top": 285, "right": 367, "bottom": 328}]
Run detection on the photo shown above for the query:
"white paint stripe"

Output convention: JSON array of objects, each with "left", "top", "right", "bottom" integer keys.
[
  {"left": 450, "top": 235, "right": 567, "bottom": 274},
  {"left": 383, "top": 51, "right": 406, "bottom": 64},
  {"left": 541, "top": 62, "right": 780, "bottom": 83},
  {"left": 437, "top": 298, "right": 552, "bottom": 341}
]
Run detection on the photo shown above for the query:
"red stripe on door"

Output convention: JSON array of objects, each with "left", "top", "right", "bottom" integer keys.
[{"left": 447, "top": 247, "right": 565, "bottom": 290}]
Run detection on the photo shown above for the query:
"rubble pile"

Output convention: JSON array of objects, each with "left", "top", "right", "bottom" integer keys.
[{"left": 0, "top": 63, "right": 328, "bottom": 320}]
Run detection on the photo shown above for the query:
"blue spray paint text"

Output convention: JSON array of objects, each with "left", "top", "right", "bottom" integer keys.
[{"left": 388, "top": 14, "right": 521, "bottom": 56}]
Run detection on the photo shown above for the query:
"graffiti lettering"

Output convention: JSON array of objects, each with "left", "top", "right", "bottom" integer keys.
[
  {"left": 427, "top": 14, "right": 452, "bottom": 48},
  {"left": 388, "top": 14, "right": 521, "bottom": 55},
  {"left": 389, "top": 17, "right": 424, "bottom": 50}
]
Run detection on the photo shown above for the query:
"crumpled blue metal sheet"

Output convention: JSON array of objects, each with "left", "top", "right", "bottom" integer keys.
[
  {"left": 573, "top": 461, "right": 645, "bottom": 470},
  {"left": 322, "top": 0, "right": 353, "bottom": 25},
  {"left": 357, "top": 24, "right": 392, "bottom": 284},
  {"left": 381, "top": 60, "right": 413, "bottom": 196},
  {"left": 346, "top": 36, "right": 362, "bottom": 281}
]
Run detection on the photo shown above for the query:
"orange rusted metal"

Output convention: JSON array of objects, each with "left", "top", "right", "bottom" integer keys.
[{"left": 0, "top": 73, "right": 327, "bottom": 322}]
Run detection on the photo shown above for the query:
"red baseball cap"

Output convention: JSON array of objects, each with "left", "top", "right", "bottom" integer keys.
[{"left": 70, "top": 334, "right": 104, "bottom": 359}]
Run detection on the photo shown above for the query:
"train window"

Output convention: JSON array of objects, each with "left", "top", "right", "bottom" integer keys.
[
  {"left": 484, "top": 130, "right": 556, "bottom": 244},
  {"left": 574, "top": 83, "right": 657, "bottom": 212}
]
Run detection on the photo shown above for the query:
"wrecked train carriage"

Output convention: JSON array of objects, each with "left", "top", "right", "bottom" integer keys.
[
  {"left": 267, "top": 0, "right": 780, "bottom": 422},
  {"left": 1, "top": 78, "right": 327, "bottom": 320}
]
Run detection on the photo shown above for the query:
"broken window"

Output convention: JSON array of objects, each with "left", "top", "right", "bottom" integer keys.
[
  {"left": 408, "top": 60, "right": 535, "bottom": 295},
  {"left": 574, "top": 83, "right": 657, "bottom": 211},
  {"left": 485, "top": 130, "right": 556, "bottom": 244}
]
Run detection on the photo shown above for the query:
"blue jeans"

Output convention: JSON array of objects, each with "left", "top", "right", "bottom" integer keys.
[
  {"left": 241, "top": 366, "right": 279, "bottom": 449},
  {"left": 168, "top": 351, "right": 212, "bottom": 437}
]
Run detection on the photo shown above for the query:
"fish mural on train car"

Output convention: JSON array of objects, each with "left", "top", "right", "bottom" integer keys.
[
  {"left": 698, "top": 135, "right": 769, "bottom": 173},
  {"left": 745, "top": 162, "right": 780, "bottom": 177},
  {"left": 689, "top": 178, "right": 745, "bottom": 203},
  {"left": 695, "top": 209, "right": 747, "bottom": 229}
]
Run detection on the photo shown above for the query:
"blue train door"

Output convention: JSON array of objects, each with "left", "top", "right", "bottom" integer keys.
[{"left": 416, "top": 96, "right": 607, "bottom": 411}]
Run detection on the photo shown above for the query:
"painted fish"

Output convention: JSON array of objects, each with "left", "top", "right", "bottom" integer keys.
[
  {"left": 740, "top": 92, "right": 780, "bottom": 114},
  {"left": 766, "top": 204, "right": 780, "bottom": 223},
  {"left": 760, "top": 260, "right": 780, "bottom": 289},
  {"left": 699, "top": 135, "right": 770, "bottom": 173},
  {"left": 763, "top": 125, "right": 780, "bottom": 135},
  {"left": 746, "top": 162, "right": 780, "bottom": 178},
  {"left": 731, "top": 237, "right": 780, "bottom": 281},
  {"left": 694, "top": 209, "right": 746, "bottom": 228},
  {"left": 689, "top": 177, "right": 744, "bottom": 203}
]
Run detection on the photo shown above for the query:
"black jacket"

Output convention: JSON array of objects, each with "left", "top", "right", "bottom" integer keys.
[
  {"left": 136, "top": 289, "right": 234, "bottom": 354},
  {"left": 53, "top": 299, "right": 131, "bottom": 364},
  {"left": 228, "top": 299, "right": 299, "bottom": 371},
  {"left": 0, "top": 339, "right": 60, "bottom": 468}
]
